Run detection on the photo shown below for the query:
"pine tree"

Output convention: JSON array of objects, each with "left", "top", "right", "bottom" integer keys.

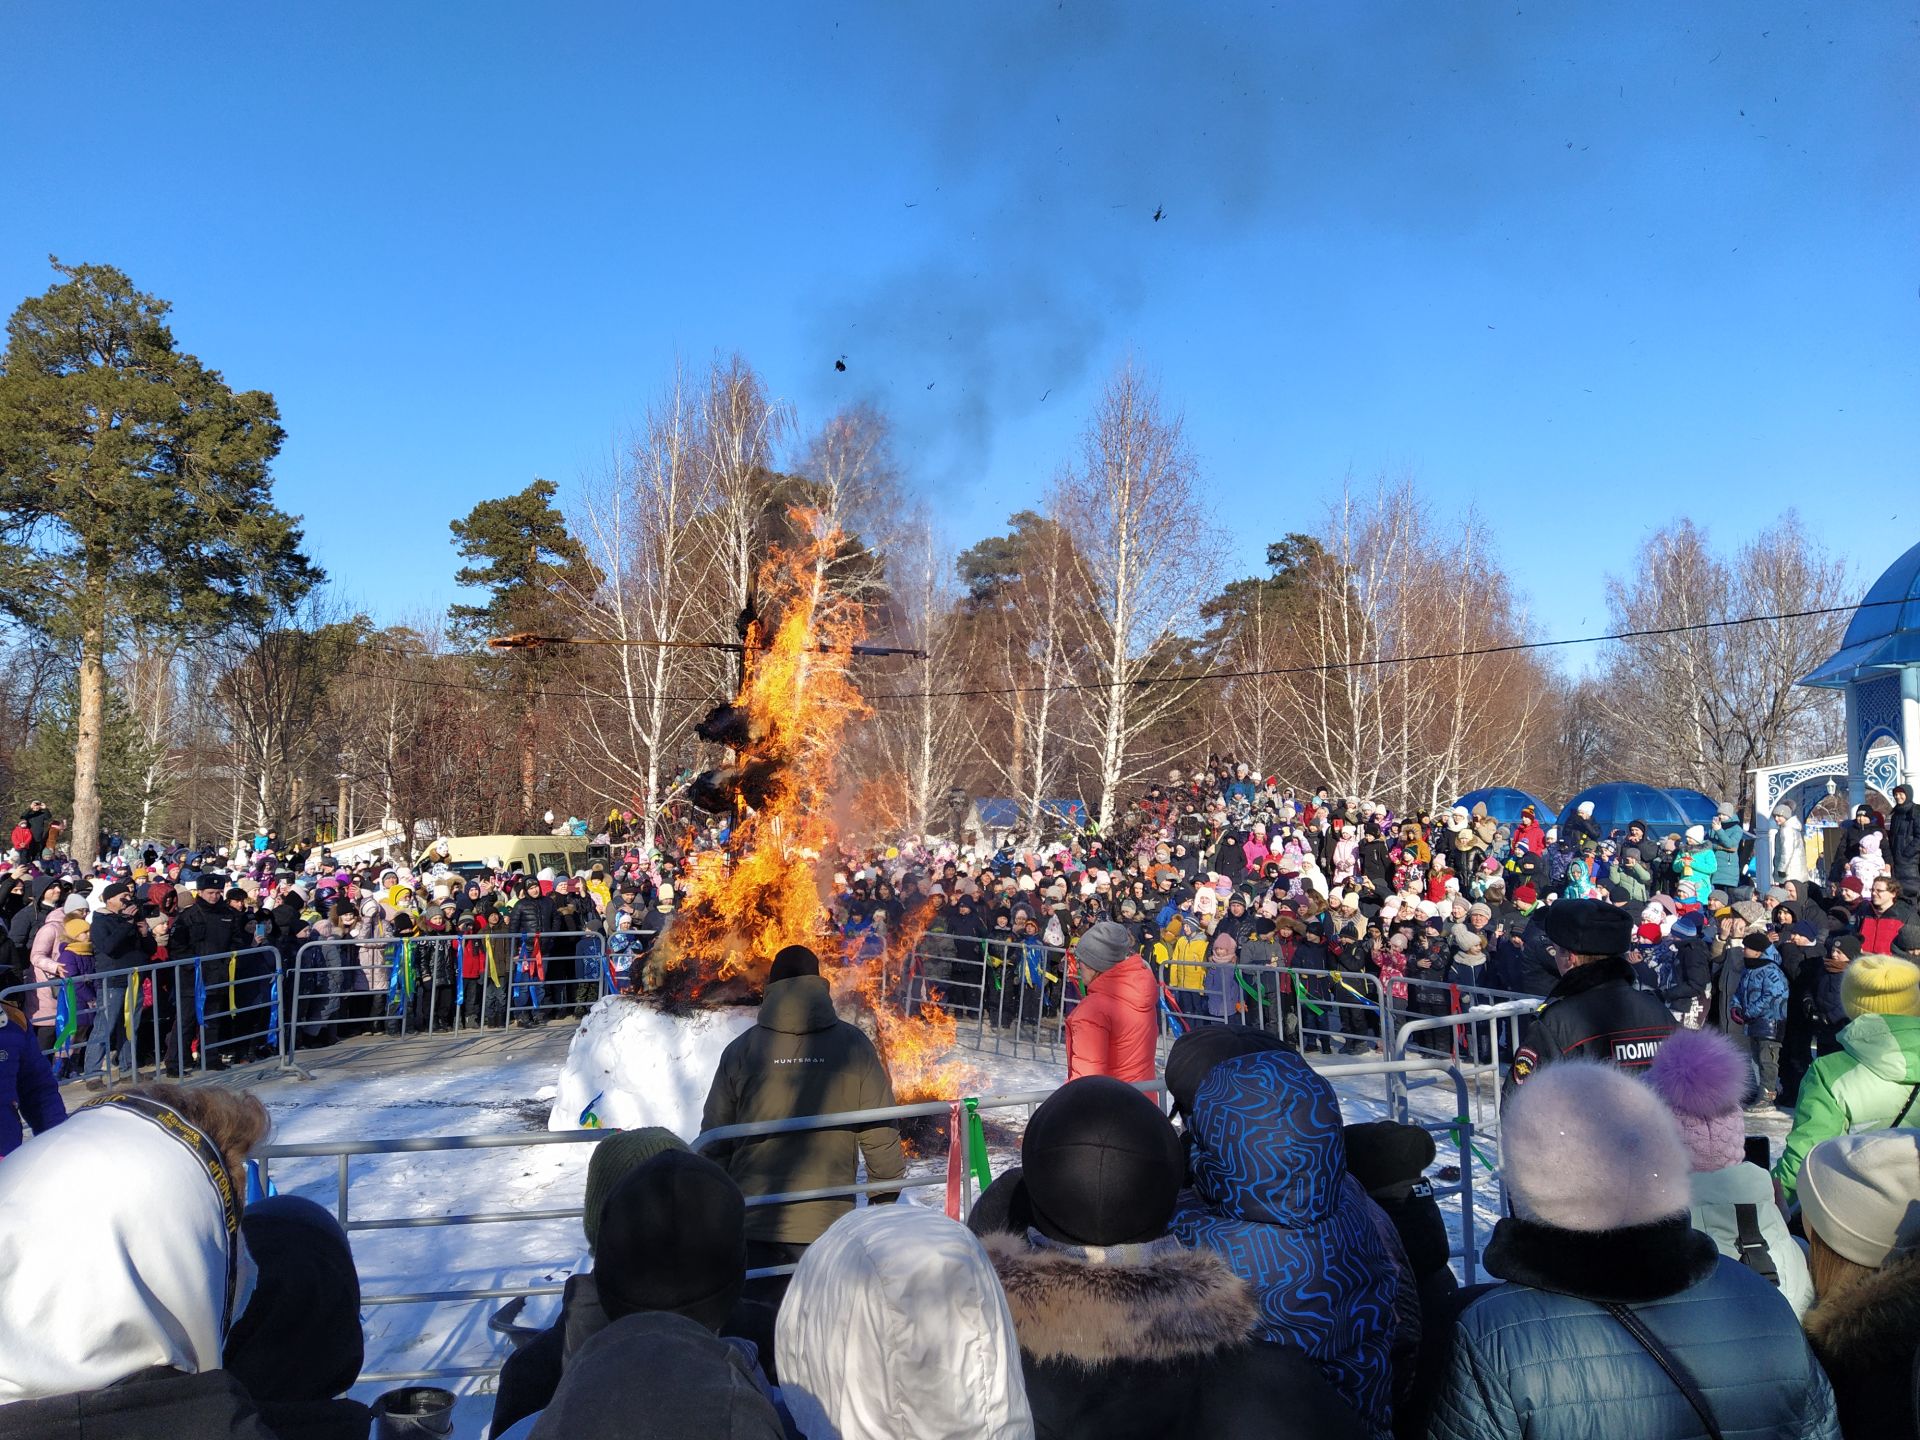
[
  {"left": 448, "top": 479, "right": 591, "bottom": 826},
  {"left": 0, "top": 259, "right": 319, "bottom": 864}
]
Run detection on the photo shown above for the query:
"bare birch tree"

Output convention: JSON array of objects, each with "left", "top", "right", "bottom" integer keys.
[
  {"left": 698, "top": 355, "right": 791, "bottom": 634},
  {"left": 863, "top": 519, "right": 973, "bottom": 837},
  {"left": 114, "top": 633, "right": 185, "bottom": 838},
  {"left": 1053, "top": 362, "right": 1219, "bottom": 833},
  {"left": 1596, "top": 514, "right": 1847, "bottom": 800},
  {"left": 567, "top": 368, "right": 730, "bottom": 846},
  {"left": 1272, "top": 473, "right": 1547, "bottom": 808}
]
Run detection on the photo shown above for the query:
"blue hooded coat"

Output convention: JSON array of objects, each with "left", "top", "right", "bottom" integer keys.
[{"left": 1171, "top": 1049, "right": 1401, "bottom": 1437}]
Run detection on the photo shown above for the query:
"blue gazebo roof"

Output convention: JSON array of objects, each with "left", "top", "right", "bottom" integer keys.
[
  {"left": 1802, "top": 538, "right": 1920, "bottom": 688},
  {"left": 1663, "top": 788, "right": 1721, "bottom": 828},
  {"left": 1558, "top": 782, "right": 1701, "bottom": 838},
  {"left": 1452, "top": 787, "right": 1558, "bottom": 826}
]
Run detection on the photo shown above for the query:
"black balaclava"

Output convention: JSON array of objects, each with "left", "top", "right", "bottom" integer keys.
[
  {"left": 593, "top": 1151, "right": 746, "bottom": 1333},
  {"left": 225, "top": 1196, "right": 364, "bottom": 1403},
  {"left": 1021, "top": 1077, "right": 1184, "bottom": 1247}
]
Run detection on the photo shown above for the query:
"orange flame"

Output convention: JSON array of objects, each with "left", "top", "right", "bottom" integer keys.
[{"left": 654, "top": 510, "right": 979, "bottom": 1101}]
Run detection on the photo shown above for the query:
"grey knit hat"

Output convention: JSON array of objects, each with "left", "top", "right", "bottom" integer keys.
[{"left": 1075, "top": 921, "right": 1135, "bottom": 975}]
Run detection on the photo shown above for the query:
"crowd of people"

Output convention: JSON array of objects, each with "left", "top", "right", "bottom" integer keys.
[
  {"left": 2, "top": 769, "right": 1919, "bottom": 1436},
  {"left": 0, "top": 1012, "right": 1914, "bottom": 1437}
]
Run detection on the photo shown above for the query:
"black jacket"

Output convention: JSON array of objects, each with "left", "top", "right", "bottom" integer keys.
[
  {"left": 224, "top": 1195, "right": 368, "bottom": 1440},
  {"left": 1503, "top": 956, "right": 1675, "bottom": 1097},
  {"left": 491, "top": 1273, "right": 777, "bottom": 1438},
  {"left": 89, "top": 910, "right": 149, "bottom": 977},
  {"left": 982, "top": 1232, "right": 1370, "bottom": 1440},
  {"left": 526, "top": 1312, "right": 783, "bottom": 1440},
  {"left": 1890, "top": 800, "right": 1920, "bottom": 884},
  {"left": 0, "top": 1367, "right": 279, "bottom": 1440},
  {"left": 170, "top": 899, "right": 247, "bottom": 962}
]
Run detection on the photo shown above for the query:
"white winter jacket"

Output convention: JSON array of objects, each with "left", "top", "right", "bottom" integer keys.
[
  {"left": 776, "top": 1204, "right": 1034, "bottom": 1440},
  {"left": 1687, "top": 1160, "right": 1815, "bottom": 1318},
  {"left": 0, "top": 1101, "right": 255, "bottom": 1402}
]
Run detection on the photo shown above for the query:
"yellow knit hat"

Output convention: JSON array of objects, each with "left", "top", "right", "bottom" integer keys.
[{"left": 1840, "top": 953, "right": 1920, "bottom": 1018}]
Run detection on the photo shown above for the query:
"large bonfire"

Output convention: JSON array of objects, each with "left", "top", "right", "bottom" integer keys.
[{"left": 642, "top": 512, "right": 977, "bottom": 1104}]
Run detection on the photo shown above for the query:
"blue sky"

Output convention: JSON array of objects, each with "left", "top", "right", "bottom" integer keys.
[{"left": 3, "top": 2, "right": 1915, "bottom": 649}]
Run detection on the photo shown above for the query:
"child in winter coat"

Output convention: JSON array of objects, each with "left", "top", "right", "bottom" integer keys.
[
  {"left": 1677, "top": 825, "right": 1719, "bottom": 899},
  {"left": 1644, "top": 1027, "right": 1816, "bottom": 1316},
  {"left": 1733, "top": 933, "right": 1789, "bottom": 1101},
  {"left": 1845, "top": 831, "right": 1887, "bottom": 891}
]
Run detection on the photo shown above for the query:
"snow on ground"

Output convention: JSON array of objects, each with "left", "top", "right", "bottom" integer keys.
[
  {"left": 547, "top": 996, "right": 756, "bottom": 1135},
  {"left": 156, "top": 1015, "right": 1797, "bottom": 1439}
]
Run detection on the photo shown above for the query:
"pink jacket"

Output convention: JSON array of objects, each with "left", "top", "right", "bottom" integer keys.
[{"left": 27, "top": 911, "right": 66, "bottom": 1028}]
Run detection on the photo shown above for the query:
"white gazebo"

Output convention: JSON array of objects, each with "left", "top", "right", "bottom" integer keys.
[{"left": 1752, "top": 538, "right": 1920, "bottom": 883}]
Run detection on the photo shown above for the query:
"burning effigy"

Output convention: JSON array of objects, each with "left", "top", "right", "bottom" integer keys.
[{"left": 549, "top": 514, "right": 977, "bottom": 1136}]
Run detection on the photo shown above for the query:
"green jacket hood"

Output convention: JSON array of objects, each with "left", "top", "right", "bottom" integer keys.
[
  {"left": 1839, "top": 1012, "right": 1920, "bottom": 1084},
  {"left": 757, "top": 974, "right": 839, "bottom": 1036}
]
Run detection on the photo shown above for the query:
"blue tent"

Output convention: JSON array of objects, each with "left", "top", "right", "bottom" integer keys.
[
  {"left": 1663, "top": 788, "right": 1722, "bottom": 830},
  {"left": 1452, "top": 787, "right": 1558, "bottom": 827},
  {"left": 1557, "top": 782, "right": 1698, "bottom": 839}
]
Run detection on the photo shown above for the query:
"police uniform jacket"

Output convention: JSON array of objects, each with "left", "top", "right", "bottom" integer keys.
[{"left": 1503, "top": 955, "right": 1675, "bottom": 1097}]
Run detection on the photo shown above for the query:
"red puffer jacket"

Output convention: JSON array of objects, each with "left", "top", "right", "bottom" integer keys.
[{"left": 1065, "top": 954, "right": 1160, "bottom": 1083}]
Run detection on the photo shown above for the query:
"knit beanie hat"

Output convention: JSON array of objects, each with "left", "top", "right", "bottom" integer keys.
[
  {"left": 1021, "top": 1076, "right": 1185, "bottom": 1247},
  {"left": 1643, "top": 1027, "right": 1753, "bottom": 1173},
  {"left": 1841, "top": 953, "right": 1920, "bottom": 1018},
  {"left": 1799, "top": 1131, "right": 1920, "bottom": 1267},
  {"left": 767, "top": 944, "right": 820, "bottom": 985},
  {"left": 593, "top": 1150, "right": 746, "bottom": 1331},
  {"left": 582, "top": 1127, "right": 689, "bottom": 1252},
  {"left": 1163, "top": 1026, "right": 1291, "bottom": 1123},
  {"left": 1343, "top": 1121, "right": 1436, "bottom": 1204},
  {"left": 1074, "top": 921, "right": 1134, "bottom": 976},
  {"left": 1501, "top": 1061, "right": 1691, "bottom": 1230}
]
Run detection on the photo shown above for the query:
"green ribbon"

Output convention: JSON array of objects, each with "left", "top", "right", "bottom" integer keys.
[
  {"left": 1447, "top": 1113, "right": 1498, "bottom": 1171},
  {"left": 964, "top": 1097, "right": 992, "bottom": 1191}
]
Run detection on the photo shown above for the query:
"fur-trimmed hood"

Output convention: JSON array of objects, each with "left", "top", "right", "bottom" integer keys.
[
  {"left": 982, "top": 1233, "right": 1257, "bottom": 1367},
  {"left": 1805, "top": 1251, "right": 1920, "bottom": 1379}
]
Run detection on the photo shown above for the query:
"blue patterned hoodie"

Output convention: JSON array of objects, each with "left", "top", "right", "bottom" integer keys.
[{"left": 1171, "top": 1049, "right": 1401, "bottom": 1437}]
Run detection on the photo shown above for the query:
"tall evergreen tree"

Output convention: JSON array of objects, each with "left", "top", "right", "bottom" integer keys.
[
  {"left": 448, "top": 478, "right": 590, "bottom": 825},
  {"left": 0, "top": 259, "right": 319, "bottom": 865}
]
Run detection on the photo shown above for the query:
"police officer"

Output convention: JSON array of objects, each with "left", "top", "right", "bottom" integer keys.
[{"left": 1504, "top": 897, "right": 1676, "bottom": 1097}]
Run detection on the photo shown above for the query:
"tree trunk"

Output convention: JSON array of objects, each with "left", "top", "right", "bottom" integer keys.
[{"left": 71, "top": 625, "right": 106, "bottom": 868}]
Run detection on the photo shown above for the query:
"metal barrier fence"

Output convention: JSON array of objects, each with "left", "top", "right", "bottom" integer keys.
[
  {"left": 254, "top": 1081, "right": 1163, "bottom": 1384},
  {"left": 1, "top": 945, "right": 287, "bottom": 1082},
  {"left": 889, "top": 944, "right": 1391, "bottom": 1057},
  {"left": 255, "top": 1060, "right": 1479, "bottom": 1385},
  {"left": 281, "top": 929, "right": 657, "bottom": 1066},
  {"left": 1389, "top": 997, "right": 1543, "bottom": 1189}
]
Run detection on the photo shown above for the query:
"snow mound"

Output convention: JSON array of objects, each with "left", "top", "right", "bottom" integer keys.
[{"left": 548, "top": 995, "right": 758, "bottom": 1139}]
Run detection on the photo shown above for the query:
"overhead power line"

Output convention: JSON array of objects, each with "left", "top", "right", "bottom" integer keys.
[
  {"left": 859, "top": 594, "right": 1899, "bottom": 703},
  {"left": 332, "top": 594, "right": 1898, "bottom": 708}
]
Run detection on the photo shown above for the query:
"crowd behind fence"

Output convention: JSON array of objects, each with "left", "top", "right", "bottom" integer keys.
[{"left": 2, "top": 945, "right": 287, "bottom": 1081}]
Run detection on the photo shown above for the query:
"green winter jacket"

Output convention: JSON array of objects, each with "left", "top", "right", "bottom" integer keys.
[
  {"left": 1775, "top": 1012, "right": 1920, "bottom": 1201},
  {"left": 1609, "top": 860, "right": 1652, "bottom": 905},
  {"left": 699, "top": 975, "right": 906, "bottom": 1245}
]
